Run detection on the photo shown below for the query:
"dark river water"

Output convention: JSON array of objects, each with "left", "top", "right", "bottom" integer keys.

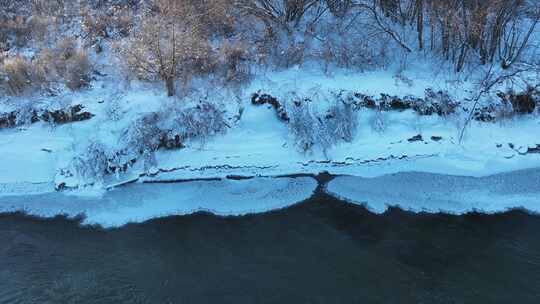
[{"left": 1, "top": 192, "right": 540, "bottom": 304}]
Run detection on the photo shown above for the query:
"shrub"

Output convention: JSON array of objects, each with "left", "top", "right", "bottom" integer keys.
[
  {"left": 4, "top": 16, "right": 32, "bottom": 48},
  {"left": 288, "top": 101, "right": 321, "bottom": 153},
  {"left": 423, "top": 89, "right": 458, "bottom": 116},
  {"left": 287, "top": 98, "right": 358, "bottom": 155},
  {"left": 369, "top": 109, "right": 388, "bottom": 134},
  {"left": 171, "top": 100, "right": 229, "bottom": 144},
  {"left": 118, "top": 100, "right": 228, "bottom": 172},
  {"left": 120, "top": 113, "right": 163, "bottom": 162},
  {"left": 1, "top": 40, "right": 93, "bottom": 95},
  {"left": 81, "top": 6, "right": 134, "bottom": 49},
  {"left": 68, "top": 140, "right": 111, "bottom": 185},
  {"left": 219, "top": 39, "right": 252, "bottom": 84},
  {"left": 0, "top": 56, "right": 33, "bottom": 95},
  {"left": 324, "top": 101, "right": 358, "bottom": 142},
  {"left": 64, "top": 51, "right": 92, "bottom": 91},
  {"left": 54, "top": 38, "right": 78, "bottom": 63}
]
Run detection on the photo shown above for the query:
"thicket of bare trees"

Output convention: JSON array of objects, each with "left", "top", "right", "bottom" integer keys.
[
  {"left": 1, "top": 0, "right": 538, "bottom": 96},
  {"left": 375, "top": 0, "right": 540, "bottom": 71}
]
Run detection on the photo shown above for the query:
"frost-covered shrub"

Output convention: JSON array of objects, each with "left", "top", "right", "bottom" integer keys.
[
  {"left": 324, "top": 101, "right": 358, "bottom": 142},
  {"left": 120, "top": 113, "right": 163, "bottom": 170},
  {"left": 422, "top": 89, "right": 458, "bottom": 116},
  {"left": 288, "top": 101, "right": 321, "bottom": 153},
  {"left": 14, "top": 101, "right": 37, "bottom": 126},
  {"left": 105, "top": 97, "right": 124, "bottom": 122},
  {"left": 288, "top": 99, "right": 358, "bottom": 154},
  {"left": 171, "top": 100, "right": 228, "bottom": 145},
  {"left": 69, "top": 140, "right": 110, "bottom": 185},
  {"left": 81, "top": 5, "right": 134, "bottom": 50},
  {"left": 42, "top": 39, "right": 93, "bottom": 91},
  {"left": 369, "top": 109, "right": 388, "bottom": 134}
]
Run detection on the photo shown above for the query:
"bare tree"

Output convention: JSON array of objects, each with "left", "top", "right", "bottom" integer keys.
[
  {"left": 239, "top": 0, "right": 327, "bottom": 33},
  {"left": 117, "top": 1, "right": 212, "bottom": 96},
  {"left": 352, "top": 0, "right": 413, "bottom": 53}
]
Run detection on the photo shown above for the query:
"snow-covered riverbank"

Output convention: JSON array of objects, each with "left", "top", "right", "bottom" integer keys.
[
  {"left": 1, "top": 169, "right": 539, "bottom": 228},
  {"left": 1, "top": 66, "right": 539, "bottom": 196}
]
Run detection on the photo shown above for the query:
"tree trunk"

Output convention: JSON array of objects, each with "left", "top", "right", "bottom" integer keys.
[
  {"left": 165, "top": 77, "right": 175, "bottom": 97},
  {"left": 416, "top": 0, "right": 424, "bottom": 50}
]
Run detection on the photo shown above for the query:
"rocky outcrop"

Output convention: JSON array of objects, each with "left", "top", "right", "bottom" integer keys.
[
  {"left": 159, "top": 132, "right": 185, "bottom": 150},
  {"left": 527, "top": 145, "right": 540, "bottom": 154},
  {"left": 343, "top": 89, "right": 459, "bottom": 117},
  {"left": 40, "top": 104, "right": 94, "bottom": 124},
  {"left": 0, "top": 104, "right": 94, "bottom": 129},
  {"left": 252, "top": 87, "right": 539, "bottom": 125},
  {"left": 251, "top": 93, "right": 290, "bottom": 122},
  {"left": 0, "top": 111, "right": 18, "bottom": 128},
  {"left": 407, "top": 134, "right": 423, "bottom": 142},
  {"left": 497, "top": 87, "right": 538, "bottom": 114}
]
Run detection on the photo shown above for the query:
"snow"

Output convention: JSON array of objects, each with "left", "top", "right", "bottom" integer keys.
[
  {"left": 1, "top": 63, "right": 539, "bottom": 196},
  {"left": 0, "top": 126, "right": 71, "bottom": 184},
  {"left": 326, "top": 168, "right": 540, "bottom": 214},
  {"left": 248, "top": 62, "right": 473, "bottom": 100},
  {"left": 146, "top": 106, "right": 540, "bottom": 182},
  {"left": 0, "top": 176, "right": 317, "bottom": 228}
]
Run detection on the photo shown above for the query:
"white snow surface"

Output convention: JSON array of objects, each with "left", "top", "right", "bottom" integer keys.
[
  {"left": 0, "top": 64, "right": 539, "bottom": 195},
  {"left": 0, "top": 177, "right": 317, "bottom": 228},
  {"left": 326, "top": 168, "right": 540, "bottom": 214}
]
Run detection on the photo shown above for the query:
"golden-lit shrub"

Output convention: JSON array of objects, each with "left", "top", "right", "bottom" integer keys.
[
  {"left": 64, "top": 51, "right": 92, "bottom": 91},
  {"left": 117, "top": 11, "right": 214, "bottom": 96},
  {"left": 0, "top": 56, "right": 33, "bottom": 95}
]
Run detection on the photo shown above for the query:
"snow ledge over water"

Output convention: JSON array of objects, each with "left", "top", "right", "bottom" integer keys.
[
  {"left": 0, "top": 177, "right": 317, "bottom": 228},
  {"left": 325, "top": 168, "right": 540, "bottom": 215}
]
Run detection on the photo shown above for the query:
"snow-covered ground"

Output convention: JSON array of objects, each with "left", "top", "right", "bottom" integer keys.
[
  {"left": 0, "top": 64, "right": 539, "bottom": 197},
  {"left": 0, "top": 176, "right": 317, "bottom": 228},
  {"left": 326, "top": 168, "right": 540, "bottom": 215}
]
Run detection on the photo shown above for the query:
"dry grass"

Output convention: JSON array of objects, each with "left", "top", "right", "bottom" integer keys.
[
  {"left": 0, "top": 56, "right": 33, "bottom": 95},
  {"left": 64, "top": 51, "right": 92, "bottom": 91},
  {"left": 0, "top": 38, "right": 92, "bottom": 95}
]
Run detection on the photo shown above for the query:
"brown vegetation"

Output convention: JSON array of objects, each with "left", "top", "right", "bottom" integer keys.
[{"left": 1, "top": 0, "right": 538, "bottom": 96}]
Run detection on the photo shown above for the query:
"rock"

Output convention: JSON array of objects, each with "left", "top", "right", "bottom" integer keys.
[
  {"left": 0, "top": 111, "right": 17, "bottom": 128},
  {"left": 472, "top": 106, "right": 497, "bottom": 122},
  {"left": 159, "top": 133, "right": 184, "bottom": 150},
  {"left": 43, "top": 105, "right": 95, "bottom": 124},
  {"left": 431, "top": 136, "right": 443, "bottom": 142},
  {"left": 408, "top": 134, "right": 423, "bottom": 142},
  {"left": 527, "top": 145, "right": 540, "bottom": 154},
  {"left": 251, "top": 93, "right": 289, "bottom": 122},
  {"left": 423, "top": 89, "right": 458, "bottom": 116},
  {"left": 251, "top": 93, "right": 279, "bottom": 107},
  {"left": 1, "top": 104, "right": 94, "bottom": 129},
  {"left": 352, "top": 93, "right": 377, "bottom": 109},
  {"left": 498, "top": 88, "right": 538, "bottom": 114},
  {"left": 380, "top": 94, "right": 411, "bottom": 111}
]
